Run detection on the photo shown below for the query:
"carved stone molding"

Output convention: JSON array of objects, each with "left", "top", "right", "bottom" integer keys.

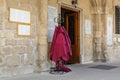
[{"left": 89, "top": 0, "right": 106, "bottom": 14}]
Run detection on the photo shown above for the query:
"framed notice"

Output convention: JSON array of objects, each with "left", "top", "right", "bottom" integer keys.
[
  {"left": 9, "top": 8, "right": 30, "bottom": 24},
  {"left": 17, "top": 24, "right": 31, "bottom": 36},
  {"left": 85, "top": 19, "right": 91, "bottom": 34},
  {"left": 107, "top": 15, "right": 113, "bottom": 45},
  {"left": 48, "top": 6, "right": 57, "bottom": 42}
]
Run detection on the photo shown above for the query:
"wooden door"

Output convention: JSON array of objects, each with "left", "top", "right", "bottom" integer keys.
[{"left": 65, "top": 12, "right": 80, "bottom": 64}]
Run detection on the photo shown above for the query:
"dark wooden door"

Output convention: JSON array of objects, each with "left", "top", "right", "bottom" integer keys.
[{"left": 65, "top": 13, "right": 80, "bottom": 64}]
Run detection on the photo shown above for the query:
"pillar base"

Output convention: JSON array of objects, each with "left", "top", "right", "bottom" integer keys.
[
  {"left": 35, "top": 60, "right": 51, "bottom": 73},
  {"left": 94, "top": 59, "right": 107, "bottom": 62}
]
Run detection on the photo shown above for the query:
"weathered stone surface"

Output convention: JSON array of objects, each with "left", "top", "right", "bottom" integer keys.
[
  {"left": 3, "top": 32, "right": 14, "bottom": 39},
  {"left": 21, "top": 54, "right": 34, "bottom": 65},
  {"left": 27, "top": 54, "right": 35, "bottom": 65},
  {"left": 6, "top": 55, "right": 20, "bottom": 66},
  {"left": 1, "top": 65, "right": 34, "bottom": 76},
  {"left": 27, "top": 46, "right": 34, "bottom": 54},
  {"left": 39, "top": 27, "right": 48, "bottom": 36},
  {"left": 38, "top": 37, "right": 48, "bottom": 44},
  {"left": 0, "top": 24, "right": 3, "bottom": 30},
  {"left": 13, "top": 46, "right": 26, "bottom": 54},
  {"left": 0, "top": 38, "right": 5, "bottom": 46},
  {"left": 38, "top": 44, "right": 48, "bottom": 58},
  {"left": 0, "top": 31, "right": 4, "bottom": 38},
  {"left": 5, "top": 39, "right": 17, "bottom": 46},
  {"left": 0, "top": 55, "right": 4, "bottom": 65},
  {"left": 17, "top": 39, "right": 30, "bottom": 45},
  {"left": 84, "top": 37, "right": 93, "bottom": 62},
  {"left": 1, "top": 46, "right": 11, "bottom": 55},
  {"left": 31, "top": 39, "right": 38, "bottom": 46},
  {"left": 0, "top": 0, "right": 38, "bottom": 77},
  {"left": 16, "top": 65, "right": 34, "bottom": 74},
  {"left": 6, "top": 22, "right": 17, "bottom": 30},
  {"left": 0, "top": 0, "right": 3, "bottom": 7}
]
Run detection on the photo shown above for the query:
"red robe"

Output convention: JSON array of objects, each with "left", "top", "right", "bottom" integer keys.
[{"left": 50, "top": 26, "right": 72, "bottom": 62}]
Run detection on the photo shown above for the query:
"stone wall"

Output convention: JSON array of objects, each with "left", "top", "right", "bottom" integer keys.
[
  {"left": 106, "top": 0, "right": 120, "bottom": 61},
  {"left": 0, "top": 0, "right": 38, "bottom": 77}
]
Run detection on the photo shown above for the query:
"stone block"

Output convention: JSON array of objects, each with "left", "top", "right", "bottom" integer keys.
[
  {"left": 29, "top": 0, "right": 38, "bottom": 5},
  {"left": 0, "top": 31, "right": 4, "bottom": 38},
  {"left": 6, "top": 55, "right": 20, "bottom": 66},
  {"left": 1, "top": 47, "right": 11, "bottom": 55},
  {"left": 27, "top": 54, "right": 35, "bottom": 65},
  {"left": 21, "top": 54, "right": 28, "bottom": 65},
  {"left": 3, "top": 32, "right": 14, "bottom": 39},
  {"left": 21, "top": 54, "right": 34, "bottom": 65},
  {"left": 39, "top": 44, "right": 48, "bottom": 55},
  {"left": 38, "top": 44, "right": 48, "bottom": 61},
  {"left": 16, "top": 65, "right": 34, "bottom": 74},
  {"left": 13, "top": 46, "right": 26, "bottom": 54},
  {"left": 39, "top": 27, "right": 48, "bottom": 36},
  {"left": 27, "top": 46, "right": 34, "bottom": 54},
  {"left": 5, "top": 39, "right": 17, "bottom": 46},
  {"left": 31, "top": 39, "right": 37, "bottom": 46},
  {"left": 0, "top": 55, "right": 4, "bottom": 65},
  {"left": 0, "top": 38, "right": 5, "bottom": 46},
  {"left": 38, "top": 37, "right": 48, "bottom": 44},
  {"left": 6, "top": 22, "right": 17, "bottom": 30},
  {"left": 0, "top": 0, "right": 3, "bottom": 7},
  {"left": 17, "top": 39, "right": 30, "bottom": 45},
  {"left": 0, "top": 25, "right": 3, "bottom": 30},
  {"left": 1, "top": 67, "right": 16, "bottom": 76}
]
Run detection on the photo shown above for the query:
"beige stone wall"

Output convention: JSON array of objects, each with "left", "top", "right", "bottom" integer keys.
[
  {"left": 90, "top": 0, "right": 120, "bottom": 62},
  {"left": 48, "top": 0, "right": 93, "bottom": 63},
  {"left": 0, "top": 0, "right": 38, "bottom": 76},
  {"left": 106, "top": 0, "right": 120, "bottom": 61}
]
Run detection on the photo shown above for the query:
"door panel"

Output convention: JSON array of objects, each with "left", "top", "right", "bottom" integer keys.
[{"left": 65, "top": 13, "right": 80, "bottom": 64}]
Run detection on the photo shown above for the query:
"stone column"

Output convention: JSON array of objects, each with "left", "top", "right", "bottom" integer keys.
[
  {"left": 101, "top": 13, "right": 108, "bottom": 62},
  {"left": 92, "top": 7, "right": 106, "bottom": 62},
  {"left": 89, "top": 0, "right": 107, "bottom": 62},
  {"left": 37, "top": 0, "right": 49, "bottom": 72}
]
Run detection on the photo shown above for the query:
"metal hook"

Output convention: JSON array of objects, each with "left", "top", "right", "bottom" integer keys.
[{"left": 54, "top": 14, "right": 64, "bottom": 26}]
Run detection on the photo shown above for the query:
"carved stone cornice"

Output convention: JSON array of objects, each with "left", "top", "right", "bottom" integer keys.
[
  {"left": 89, "top": 0, "right": 106, "bottom": 14},
  {"left": 90, "top": 0, "right": 106, "bottom": 7}
]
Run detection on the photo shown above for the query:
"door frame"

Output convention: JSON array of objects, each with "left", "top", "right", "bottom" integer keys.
[{"left": 60, "top": 4, "right": 83, "bottom": 63}]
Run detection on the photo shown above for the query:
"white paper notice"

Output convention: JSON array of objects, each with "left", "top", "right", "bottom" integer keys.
[
  {"left": 18, "top": 24, "right": 30, "bottom": 36},
  {"left": 85, "top": 19, "right": 91, "bottom": 34},
  {"left": 10, "top": 8, "right": 30, "bottom": 24},
  {"left": 107, "top": 15, "right": 113, "bottom": 45},
  {"left": 48, "top": 6, "right": 57, "bottom": 42}
]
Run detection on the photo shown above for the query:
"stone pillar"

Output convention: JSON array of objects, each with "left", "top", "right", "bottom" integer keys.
[
  {"left": 37, "top": 0, "right": 49, "bottom": 72},
  {"left": 101, "top": 13, "right": 108, "bottom": 62},
  {"left": 90, "top": 0, "right": 107, "bottom": 62},
  {"left": 92, "top": 7, "right": 106, "bottom": 62}
]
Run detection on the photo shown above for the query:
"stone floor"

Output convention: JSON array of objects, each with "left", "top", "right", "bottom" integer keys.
[{"left": 1, "top": 62, "right": 120, "bottom": 80}]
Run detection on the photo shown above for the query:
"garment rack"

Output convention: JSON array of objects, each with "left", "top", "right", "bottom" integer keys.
[{"left": 54, "top": 14, "right": 64, "bottom": 26}]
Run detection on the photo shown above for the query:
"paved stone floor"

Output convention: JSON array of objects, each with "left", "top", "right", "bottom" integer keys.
[{"left": 1, "top": 62, "right": 120, "bottom": 80}]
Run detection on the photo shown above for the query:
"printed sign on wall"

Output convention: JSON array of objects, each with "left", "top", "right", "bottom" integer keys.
[
  {"left": 17, "top": 24, "right": 31, "bottom": 36},
  {"left": 85, "top": 19, "right": 91, "bottom": 34},
  {"left": 48, "top": 6, "right": 57, "bottom": 42},
  {"left": 9, "top": 8, "right": 30, "bottom": 24},
  {"left": 107, "top": 15, "right": 113, "bottom": 45}
]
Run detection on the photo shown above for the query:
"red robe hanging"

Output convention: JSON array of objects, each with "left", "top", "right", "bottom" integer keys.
[{"left": 50, "top": 26, "right": 72, "bottom": 62}]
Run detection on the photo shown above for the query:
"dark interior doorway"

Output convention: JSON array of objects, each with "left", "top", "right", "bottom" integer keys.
[{"left": 61, "top": 6, "right": 80, "bottom": 64}]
